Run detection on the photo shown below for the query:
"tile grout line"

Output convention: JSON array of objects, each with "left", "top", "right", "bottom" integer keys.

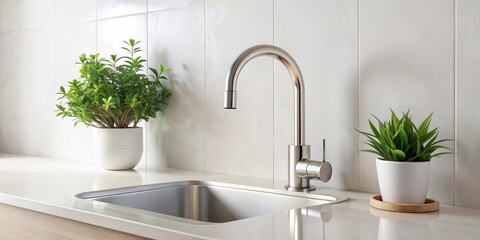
[
  {"left": 15, "top": 30, "right": 20, "bottom": 154},
  {"left": 95, "top": 5, "right": 204, "bottom": 22},
  {"left": 203, "top": 0, "right": 207, "bottom": 174},
  {"left": 145, "top": 0, "right": 149, "bottom": 171},
  {"left": 272, "top": 0, "right": 277, "bottom": 213},
  {"left": 272, "top": 0, "right": 275, "bottom": 184},
  {"left": 44, "top": 3, "right": 204, "bottom": 30},
  {"left": 453, "top": 0, "right": 458, "bottom": 206},
  {"left": 2, "top": 5, "right": 196, "bottom": 33},
  {"left": 94, "top": 0, "right": 98, "bottom": 163},
  {"left": 52, "top": 0, "right": 56, "bottom": 159},
  {"left": 144, "top": 0, "right": 149, "bottom": 183},
  {"left": 357, "top": 0, "right": 361, "bottom": 191},
  {"left": 0, "top": 26, "right": 59, "bottom": 34},
  {"left": 95, "top": 0, "right": 98, "bottom": 60}
]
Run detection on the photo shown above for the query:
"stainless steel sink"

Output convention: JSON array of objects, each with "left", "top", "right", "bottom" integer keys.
[{"left": 76, "top": 180, "right": 347, "bottom": 224}]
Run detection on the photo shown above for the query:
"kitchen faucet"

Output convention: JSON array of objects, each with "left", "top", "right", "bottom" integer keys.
[{"left": 224, "top": 45, "right": 332, "bottom": 191}]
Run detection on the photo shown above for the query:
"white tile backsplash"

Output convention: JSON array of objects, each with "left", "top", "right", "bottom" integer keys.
[
  {"left": 359, "top": 0, "right": 455, "bottom": 204},
  {"left": 97, "top": 0, "right": 147, "bottom": 19},
  {"left": 147, "top": 7, "right": 205, "bottom": 170},
  {"left": 205, "top": 0, "right": 274, "bottom": 178},
  {"left": 54, "top": 0, "right": 96, "bottom": 25},
  {"left": 0, "top": 0, "right": 20, "bottom": 33},
  {"left": 274, "top": 0, "right": 359, "bottom": 190},
  {"left": 148, "top": 0, "right": 204, "bottom": 11},
  {"left": 18, "top": 0, "right": 54, "bottom": 30},
  {"left": 456, "top": 0, "right": 480, "bottom": 208},
  {"left": 1, "top": 0, "right": 480, "bottom": 208},
  {"left": 97, "top": 15, "right": 148, "bottom": 60},
  {"left": 17, "top": 28, "right": 55, "bottom": 157},
  {"left": 0, "top": 32, "right": 19, "bottom": 153},
  {"left": 0, "top": 0, "right": 54, "bottom": 32}
]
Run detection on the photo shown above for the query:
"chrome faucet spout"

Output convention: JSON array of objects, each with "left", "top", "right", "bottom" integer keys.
[
  {"left": 224, "top": 45, "right": 305, "bottom": 146},
  {"left": 224, "top": 45, "right": 332, "bottom": 191}
]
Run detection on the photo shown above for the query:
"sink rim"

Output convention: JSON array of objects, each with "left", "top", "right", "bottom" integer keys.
[{"left": 75, "top": 180, "right": 348, "bottom": 225}]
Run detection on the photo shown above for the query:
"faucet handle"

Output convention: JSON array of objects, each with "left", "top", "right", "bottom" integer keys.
[
  {"left": 295, "top": 139, "right": 332, "bottom": 182},
  {"left": 296, "top": 159, "right": 332, "bottom": 183},
  {"left": 317, "top": 160, "right": 332, "bottom": 183}
]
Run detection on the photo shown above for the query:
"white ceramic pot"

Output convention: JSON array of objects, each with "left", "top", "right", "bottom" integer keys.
[
  {"left": 376, "top": 158, "right": 430, "bottom": 204},
  {"left": 93, "top": 127, "right": 143, "bottom": 171}
]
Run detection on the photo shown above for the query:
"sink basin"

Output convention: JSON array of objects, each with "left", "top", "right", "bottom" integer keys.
[{"left": 76, "top": 180, "right": 347, "bottom": 224}]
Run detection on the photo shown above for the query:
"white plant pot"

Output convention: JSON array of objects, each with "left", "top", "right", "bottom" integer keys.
[
  {"left": 93, "top": 127, "right": 143, "bottom": 171},
  {"left": 376, "top": 158, "right": 430, "bottom": 204}
]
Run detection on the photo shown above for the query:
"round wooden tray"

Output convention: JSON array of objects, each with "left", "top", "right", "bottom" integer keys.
[{"left": 370, "top": 195, "right": 439, "bottom": 213}]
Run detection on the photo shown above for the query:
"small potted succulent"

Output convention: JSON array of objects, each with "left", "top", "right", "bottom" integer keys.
[
  {"left": 357, "top": 110, "right": 452, "bottom": 204},
  {"left": 56, "top": 39, "right": 172, "bottom": 170}
]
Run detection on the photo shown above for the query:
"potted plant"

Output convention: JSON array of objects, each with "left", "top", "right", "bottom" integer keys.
[
  {"left": 357, "top": 110, "right": 452, "bottom": 204},
  {"left": 56, "top": 39, "right": 172, "bottom": 170}
]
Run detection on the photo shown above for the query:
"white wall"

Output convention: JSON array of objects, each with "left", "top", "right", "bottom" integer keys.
[{"left": 0, "top": 0, "right": 479, "bottom": 208}]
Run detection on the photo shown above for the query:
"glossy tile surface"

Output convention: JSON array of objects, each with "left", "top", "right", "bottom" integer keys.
[
  {"left": 456, "top": 0, "right": 480, "bottom": 208},
  {"left": 359, "top": 0, "right": 455, "bottom": 204},
  {"left": 97, "top": 0, "right": 147, "bottom": 19},
  {"left": 147, "top": 7, "right": 205, "bottom": 170},
  {"left": 17, "top": 29, "right": 54, "bottom": 157},
  {"left": 0, "top": 0, "right": 19, "bottom": 32},
  {"left": 54, "top": 22, "right": 96, "bottom": 161},
  {"left": 148, "top": 0, "right": 204, "bottom": 11},
  {"left": 205, "top": 0, "right": 274, "bottom": 178},
  {"left": 274, "top": 0, "right": 359, "bottom": 189},
  {"left": 0, "top": 0, "right": 53, "bottom": 32},
  {"left": 54, "top": 0, "right": 96, "bottom": 24},
  {"left": 97, "top": 15, "right": 148, "bottom": 60},
  {"left": 0, "top": 32, "right": 19, "bottom": 153}
]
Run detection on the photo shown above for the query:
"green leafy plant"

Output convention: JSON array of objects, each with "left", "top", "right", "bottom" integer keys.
[
  {"left": 56, "top": 39, "right": 172, "bottom": 128},
  {"left": 357, "top": 110, "right": 452, "bottom": 162}
]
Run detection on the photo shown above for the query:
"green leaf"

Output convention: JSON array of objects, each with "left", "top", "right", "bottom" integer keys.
[
  {"left": 121, "top": 47, "right": 131, "bottom": 53},
  {"left": 391, "top": 149, "right": 406, "bottom": 161},
  {"left": 79, "top": 53, "right": 86, "bottom": 63},
  {"left": 399, "top": 128, "right": 408, "bottom": 148},
  {"left": 369, "top": 119, "right": 381, "bottom": 137}
]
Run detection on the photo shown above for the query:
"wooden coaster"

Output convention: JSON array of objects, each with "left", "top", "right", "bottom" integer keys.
[{"left": 370, "top": 195, "right": 439, "bottom": 213}]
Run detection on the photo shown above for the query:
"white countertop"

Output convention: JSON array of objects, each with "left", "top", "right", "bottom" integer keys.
[{"left": 0, "top": 153, "right": 479, "bottom": 240}]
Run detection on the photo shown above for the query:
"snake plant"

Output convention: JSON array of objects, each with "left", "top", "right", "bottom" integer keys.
[{"left": 357, "top": 110, "right": 452, "bottom": 162}]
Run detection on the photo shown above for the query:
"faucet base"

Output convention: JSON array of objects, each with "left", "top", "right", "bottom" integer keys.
[
  {"left": 284, "top": 185, "right": 316, "bottom": 192},
  {"left": 286, "top": 145, "right": 312, "bottom": 191}
]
